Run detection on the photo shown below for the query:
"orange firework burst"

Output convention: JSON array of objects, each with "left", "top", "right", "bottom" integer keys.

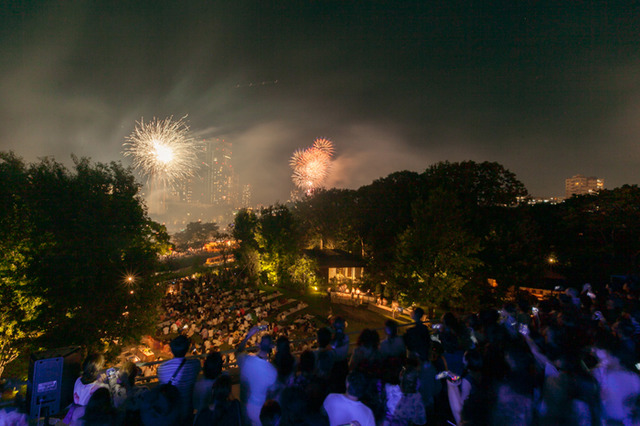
[{"left": 290, "top": 138, "right": 334, "bottom": 193}]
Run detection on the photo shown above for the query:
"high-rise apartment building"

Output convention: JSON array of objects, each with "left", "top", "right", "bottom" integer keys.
[
  {"left": 565, "top": 174, "right": 604, "bottom": 198},
  {"left": 242, "top": 184, "right": 252, "bottom": 208},
  {"left": 205, "top": 139, "right": 234, "bottom": 205},
  {"left": 171, "top": 138, "right": 241, "bottom": 208}
]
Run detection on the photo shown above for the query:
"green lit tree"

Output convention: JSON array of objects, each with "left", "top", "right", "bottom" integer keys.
[
  {"left": 0, "top": 153, "right": 42, "bottom": 376},
  {"left": 287, "top": 255, "right": 320, "bottom": 292},
  {"left": 256, "top": 205, "right": 299, "bottom": 287}
]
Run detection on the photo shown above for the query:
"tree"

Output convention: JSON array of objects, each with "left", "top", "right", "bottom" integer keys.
[
  {"left": 293, "top": 188, "right": 359, "bottom": 251},
  {"left": 354, "top": 171, "right": 424, "bottom": 282},
  {"left": 423, "top": 161, "right": 528, "bottom": 207},
  {"left": 0, "top": 153, "right": 169, "bottom": 373},
  {"left": 233, "top": 209, "right": 260, "bottom": 283},
  {"left": 422, "top": 161, "right": 536, "bottom": 297},
  {"left": 541, "top": 186, "right": 640, "bottom": 285},
  {"left": 256, "top": 205, "right": 300, "bottom": 286},
  {"left": 233, "top": 209, "right": 259, "bottom": 249},
  {"left": 394, "top": 189, "right": 483, "bottom": 310},
  {"left": 0, "top": 153, "right": 41, "bottom": 376},
  {"left": 287, "top": 255, "right": 320, "bottom": 292},
  {"left": 172, "top": 221, "right": 220, "bottom": 250},
  {"left": 478, "top": 205, "right": 545, "bottom": 294}
]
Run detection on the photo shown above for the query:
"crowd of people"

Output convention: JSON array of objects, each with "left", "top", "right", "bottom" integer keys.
[
  {"left": 156, "top": 275, "right": 316, "bottom": 361},
  {"left": 4, "top": 279, "right": 640, "bottom": 425}
]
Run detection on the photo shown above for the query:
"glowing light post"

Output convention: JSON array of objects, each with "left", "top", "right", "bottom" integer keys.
[
  {"left": 547, "top": 254, "right": 558, "bottom": 273},
  {"left": 123, "top": 116, "right": 200, "bottom": 214}
]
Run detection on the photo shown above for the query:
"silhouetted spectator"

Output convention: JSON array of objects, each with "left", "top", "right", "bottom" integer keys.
[
  {"left": 193, "top": 351, "right": 223, "bottom": 413},
  {"left": 194, "top": 374, "right": 242, "bottom": 426},
  {"left": 349, "top": 328, "right": 381, "bottom": 375},
  {"left": 380, "top": 319, "right": 406, "bottom": 360},
  {"left": 140, "top": 383, "right": 182, "bottom": 426},
  {"left": 383, "top": 365, "right": 426, "bottom": 426},
  {"left": 260, "top": 399, "right": 281, "bottom": 426},
  {"left": 403, "top": 307, "right": 431, "bottom": 361},
  {"left": 157, "top": 335, "right": 201, "bottom": 423},
  {"left": 80, "top": 387, "right": 117, "bottom": 426},
  {"left": 314, "top": 327, "right": 336, "bottom": 379}
]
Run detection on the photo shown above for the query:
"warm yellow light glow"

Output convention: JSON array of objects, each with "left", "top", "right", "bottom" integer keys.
[{"left": 153, "top": 141, "right": 174, "bottom": 164}]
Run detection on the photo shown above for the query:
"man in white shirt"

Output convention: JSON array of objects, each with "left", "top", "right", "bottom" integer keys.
[
  {"left": 236, "top": 325, "right": 277, "bottom": 426},
  {"left": 323, "top": 371, "right": 375, "bottom": 426}
]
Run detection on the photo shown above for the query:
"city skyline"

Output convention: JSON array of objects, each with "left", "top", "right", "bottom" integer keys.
[{"left": 1, "top": 2, "right": 639, "bottom": 205}]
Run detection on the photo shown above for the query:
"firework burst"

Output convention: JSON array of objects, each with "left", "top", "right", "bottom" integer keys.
[
  {"left": 123, "top": 116, "right": 200, "bottom": 186},
  {"left": 290, "top": 138, "right": 334, "bottom": 193}
]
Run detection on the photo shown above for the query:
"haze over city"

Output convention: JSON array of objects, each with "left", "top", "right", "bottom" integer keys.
[{"left": 1, "top": 1, "right": 639, "bottom": 207}]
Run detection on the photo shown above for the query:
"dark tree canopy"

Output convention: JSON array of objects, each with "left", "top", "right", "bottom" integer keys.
[
  {"left": 424, "top": 161, "right": 528, "bottom": 207},
  {"left": 533, "top": 185, "right": 640, "bottom": 285},
  {"left": 293, "top": 188, "right": 359, "bottom": 251},
  {"left": 354, "top": 171, "right": 424, "bottom": 281},
  {"left": 232, "top": 209, "right": 260, "bottom": 283},
  {"left": 0, "top": 153, "right": 170, "bottom": 372}
]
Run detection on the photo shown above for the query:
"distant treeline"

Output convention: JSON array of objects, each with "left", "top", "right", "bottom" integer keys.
[{"left": 231, "top": 161, "right": 640, "bottom": 312}]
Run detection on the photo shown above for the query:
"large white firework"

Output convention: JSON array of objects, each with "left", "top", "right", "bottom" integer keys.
[
  {"left": 123, "top": 116, "right": 200, "bottom": 186},
  {"left": 290, "top": 138, "right": 334, "bottom": 193}
]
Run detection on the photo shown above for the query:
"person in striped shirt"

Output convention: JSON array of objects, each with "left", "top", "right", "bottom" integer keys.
[{"left": 158, "top": 335, "right": 201, "bottom": 423}]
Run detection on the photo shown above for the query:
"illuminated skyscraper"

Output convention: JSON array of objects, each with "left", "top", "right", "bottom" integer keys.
[
  {"left": 206, "top": 139, "right": 234, "bottom": 205},
  {"left": 565, "top": 174, "right": 604, "bottom": 198},
  {"left": 242, "top": 184, "right": 252, "bottom": 208}
]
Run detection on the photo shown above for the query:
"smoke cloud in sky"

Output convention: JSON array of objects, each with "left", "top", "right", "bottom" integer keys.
[{"left": 1, "top": 1, "right": 640, "bottom": 209}]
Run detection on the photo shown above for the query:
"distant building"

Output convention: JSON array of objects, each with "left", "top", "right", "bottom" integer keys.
[
  {"left": 303, "top": 249, "right": 366, "bottom": 285},
  {"left": 173, "top": 176, "right": 195, "bottom": 203},
  {"left": 206, "top": 139, "right": 234, "bottom": 205},
  {"left": 527, "top": 196, "right": 564, "bottom": 205},
  {"left": 241, "top": 184, "right": 252, "bottom": 208},
  {"left": 565, "top": 175, "right": 604, "bottom": 198}
]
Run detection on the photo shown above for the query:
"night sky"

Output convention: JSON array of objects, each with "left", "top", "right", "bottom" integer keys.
[{"left": 1, "top": 1, "right": 639, "bottom": 205}]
